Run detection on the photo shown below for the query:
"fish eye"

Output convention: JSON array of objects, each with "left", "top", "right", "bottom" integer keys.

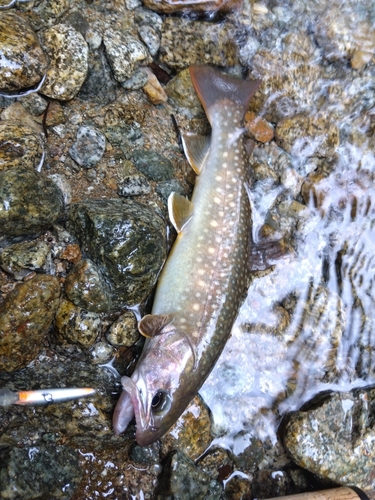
[{"left": 151, "top": 390, "right": 171, "bottom": 416}]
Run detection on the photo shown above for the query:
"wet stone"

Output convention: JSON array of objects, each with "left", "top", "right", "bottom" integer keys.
[
  {"left": 0, "top": 239, "right": 50, "bottom": 279},
  {"left": 0, "top": 166, "right": 64, "bottom": 239},
  {"left": 138, "top": 25, "right": 160, "bottom": 56},
  {"left": 40, "top": 24, "right": 88, "bottom": 101},
  {"left": 130, "top": 148, "right": 174, "bottom": 181},
  {"left": 156, "top": 178, "right": 186, "bottom": 204},
  {"left": 118, "top": 172, "right": 151, "bottom": 197},
  {"left": 64, "top": 258, "right": 112, "bottom": 313},
  {"left": 89, "top": 340, "right": 114, "bottom": 364},
  {"left": 67, "top": 198, "right": 167, "bottom": 307},
  {"left": 143, "top": 68, "right": 168, "bottom": 105},
  {"left": 165, "top": 68, "right": 203, "bottom": 118},
  {"left": 19, "top": 92, "right": 48, "bottom": 116},
  {"left": 106, "top": 310, "right": 139, "bottom": 347},
  {"left": 0, "top": 12, "right": 47, "bottom": 92},
  {"left": 0, "top": 121, "right": 44, "bottom": 171},
  {"left": 121, "top": 68, "right": 149, "bottom": 91},
  {"left": 0, "top": 274, "right": 60, "bottom": 372},
  {"left": 103, "top": 30, "right": 151, "bottom": 82},
  {"left": 55, "top": 298, "right": 101, "bottom": 348},
  {"left": 284, "top": 387, "right": 375, "bottom": 499},
  {"left": 69, "top": 125, "right": 106, "bottom": 168},
  {"left": 0, "top": 443, "right": 81, "bottom": 500},
  {"left": 160, "top": 18, "right": 238, "bottom": 69}
]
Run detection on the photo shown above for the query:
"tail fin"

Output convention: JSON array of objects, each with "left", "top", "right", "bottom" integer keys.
[{"left": 189, "top": 65, "right": 261, "bottom": 124}]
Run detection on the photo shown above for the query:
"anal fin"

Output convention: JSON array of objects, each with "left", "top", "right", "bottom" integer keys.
[
  {"left": 168, "top": 192, "right": 194, "bottom": 233},
  {"left": 181, "top": 133, "right": 210, "bottom": 175}
]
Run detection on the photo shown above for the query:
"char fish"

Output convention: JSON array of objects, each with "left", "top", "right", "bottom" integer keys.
[{"left": 113, "top": 65, "right": 261, "bottom": 446}]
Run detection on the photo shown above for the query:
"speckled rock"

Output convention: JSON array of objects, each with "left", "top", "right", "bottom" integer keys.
[
  {"left": 69, "top": 125, "right": 106, "bottom": 168},
  {"left": 78, "top": 46, "right": 117, "bottom": 104},
  {"left": 19, "top": 92, "right": 48, "bottom": 116},
  {"left": 118, "top": 172, "right": 151, "bottom": 197},
  {"left": 106, "top": 311, "right": 140, "bottom": 347},
  {"left": 284, "top": 386, "right": 375, "bottom": 499},
  {"left": 165, "top": 68, "right": 203, "bottom": 117},
  {"left": 40, "top": 24, "right": 88, "bottom": 101},
  {"left": 160, "top": 18, "right": 239, "bottom": 69},
  {"left": 130, "top": 148, "right": 174, "bottom": 181},
  {"left": 0, "top": 274, "right": 60, "bottom": 372},
  {"left": 0, "top": 121, "right": 44, "bottom": 171},
  {"left": 25, "top": 0, "right": 70, "bottom": 31},
  {"left": 0, "top": 12, "right": 47, "bottom": 92},
  {"left": 0, "top": 443, "right": 81, "bottom": 500},
  {"left": 0, "top": 240, "right": 50, "bottom": 279},
  {"left": 156, "top": 178, "right": 186, "bottom": 204},
  {"left": 103, "top": 30, "right": 151, "bottom": 82},
  {"left": 55, "top": 298, "right": 101, "bottom": 348},
  {"left": 0, "top": 166, "right": 64, "bottom": 238},
  {"left": 67, "top": 198, "right": 167, "bottom": 307},
  {"left": 275, "top": 113, "right": 340, "bottom": 158},
  {"left": 138, "top": 25, "right": 160, "bottom": 56},
  {"left": 89, "top": 340, "right": 114, "bottom": 364},
  {"left": 64, "top": 258, "right": 112, "bottom": 313},
  {"left": 121, "top": 68, "right": 149, "bottom": 90}
]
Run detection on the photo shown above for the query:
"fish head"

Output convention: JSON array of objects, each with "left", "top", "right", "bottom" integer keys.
[{"left": 113, "top": 331, "right": 194, "bottom": 446}]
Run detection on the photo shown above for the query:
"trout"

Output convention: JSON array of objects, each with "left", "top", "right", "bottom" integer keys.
[{"left": 113, "top": 65, "right": 261, "bottom": 445}]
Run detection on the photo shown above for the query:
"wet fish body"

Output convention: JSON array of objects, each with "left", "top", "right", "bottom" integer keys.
[{"left": 113, "top": 66, "right": 261, "bottom": 445}]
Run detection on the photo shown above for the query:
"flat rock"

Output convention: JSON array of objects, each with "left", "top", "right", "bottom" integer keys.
[
  {"left": 0, "top": 121, "right": 44, "bottom": 171},
  {"left": 0, "top": 274, "right": 60, "bottom": 372},
  {"left": 0, "top": 12, "right": 47, "bottom": 92}
]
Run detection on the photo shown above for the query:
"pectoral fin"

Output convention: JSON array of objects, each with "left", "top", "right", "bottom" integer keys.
[
  {"left": 138, "top": 314, "right": 173, "bottom": 338},
  {"left": 168, "top": 193, "right": 194, "bottom": 233},
  {"left": 181, "top": 134, "right": 210, "bottom": 174}
]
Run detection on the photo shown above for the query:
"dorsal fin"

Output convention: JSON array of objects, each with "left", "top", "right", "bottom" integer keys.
[
  {"left": 181, "top": 133, "right": 210, "bottom": 175},
  {"left": 138, "top": 314, "right": 173, "bottom": 338},
  {"left": 189, "top": 65, "right": 261, "bottom": 124},
  {"left": 168, "top": 193, "right": 194, "bottom": 233}
]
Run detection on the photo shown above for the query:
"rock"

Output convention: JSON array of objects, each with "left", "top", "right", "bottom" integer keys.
[
  {"left": 138, "top": 25, "right": 160, "bottom": 56},
  {"left": 121, "top": 68, "right": 149, "bottom": 91},
  {"left": 165, "top": 68, "right": 203, "bottom": 118},
  {"left": 0, "top": 121, "right": 44, "bottom": 171},
  {"left": 118, "top": 172, "right": 151, "bottom": 197},
  {"left": 26, "top": 0, "right": 70, "bottom": 31},
  {"left": 143, "top": 68, "right": 168, "bottom": 105},
  {"left": 19, "top": 92, "right": 48, "bottom": 116},
  {"left": 130, "top": 149, "right": 174, "bottom": 181},
  {"left": 0, "top": 274, "right": 60, "bottom": 372},
  {"left": 142, "top": 0, "right": 242, "bottom": 14},
  {"left": 284, "top": 386, "right": 375, "bottom": 500},
  {"left": 0, "top": 12, "right": 47, "bottom": 92},
  {"left": 55, "top": 298, "right": 101, "bottom": 348},
  {"left": 106, "top": 311, "right": 140, "bottom": 347},
  {"left": 64, "top": 258, "right": 112, "bottom": 313},
  {"left": 134, "top": 8, "right": 163, "bottom": 34},
  {"left": 245, "top": 111, "right": 274, "bottom": 143},
  {"left": 0, "top": 166, "right": 64, "bottom": 239},
  {"left": 67, "top": 198, "right": 167, "bottom": 307},
  {"left": 89, "top": 340, "right": 114, "bottom": 364},
  {"left": 103, "top": 30, "right": 151, "bottom": 82},
  {"left": 156, "top": 178, "right": 186, "bottom": 204},
  {"left": 251, "top": 469, "right": 292, "bottom": 498},
  {"left": 40, "top": 24, "right": 88, "bottom": 101},
  {"left": 160, "top": 18, "right": 239, "bottom": 69},
  {"left": 275, "top": 113, "right": 340, "bottom": 158},
  {"left": 0, "top": 443, "right": 81, "bottom": 500},
  {"left": 69, "top": 125, "right": 106, "bottom": 168},
  {"left": 0, "top": 240, "right": 50, "bottom": 280},
  {"left": 60, "top": 243, "right": 82, "bottom": 264}
]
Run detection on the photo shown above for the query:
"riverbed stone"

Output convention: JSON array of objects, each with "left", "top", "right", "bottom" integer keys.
[
  {"left": 64, "top": 258, "right": 112, "bottom": 313},
  {"left": 55, "top": 298, "right": 101, "bottom": 348},
  {"left": 0, "top": 12, "right": 47, "bottom": 93},
  {"left": 106, "top": 311, "right": 140, "bottom": 347},
  {"left": 67, "top": 198, "right": 167, "bottom": 307},
  {"left": 284, "top": 386, "right": 375, "bottom": 499},
  {"left": 0, "top": 166, "right": 64, "bottom": 239},
  {"left": 0, "top": 121, "right": 44, "bottom": 171},
  {"left": 0, "top": 274, "right": 60, "bottom": 372},
  {"left": 40, "top": 24, "right": 88, "bottom": 101},
  {"left": 165, "top": 68, "right": 203, "bottom": 118},
  {"left": 69, "top": 125, "right": 106, "bottom": 168},
  {"left": 0, "top": 239, "right": 50, "bottom": 280},
  {"left": 129, "top": 148, "right": 174, "bottom": 181}
]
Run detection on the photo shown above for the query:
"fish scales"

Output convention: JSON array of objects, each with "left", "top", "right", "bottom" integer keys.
[{"left": 113, "top": 65, "right": 261, "bottom": 445}]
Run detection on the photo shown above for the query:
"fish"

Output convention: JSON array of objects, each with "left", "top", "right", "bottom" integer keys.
[{"left": 113, "top": 65, "right": 261, "bottom": 446}]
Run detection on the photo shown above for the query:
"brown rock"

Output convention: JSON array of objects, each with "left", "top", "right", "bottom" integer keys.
[
  {"left": 143, "top": 69, "right": 168, "bottom": 105},
  {"left": 245, "top": 111, "right": 274, "bottom": 143}
]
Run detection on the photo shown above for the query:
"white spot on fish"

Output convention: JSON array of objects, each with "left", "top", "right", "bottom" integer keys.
[
  {"left": 208, "top": 247, "right": 215, "bottom": 254},
  {"left": 215, "top": 175, "right": 222, "bottom": 181},
  {"left": 193, "top": 303, "right": 200, "bottom": 311},
  {"left": 210, "top": 220, "right": 219, "bottom": 227}
]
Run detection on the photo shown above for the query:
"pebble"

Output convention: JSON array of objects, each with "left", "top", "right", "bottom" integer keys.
[
  {"left": 64, "top": 258, "right": 112, "bottom": 313},
  {"left": 78, "top": 47, "right": 117, "bottom": 104},
  {"left": 89, "top": 341, "right": 114, "bottom": 364},
  {"left": 67, "top": 198, "right": 167, "bottom": 307},
  {"left": 55, "top": 298, "right": 101, "bottom": 348},
  {"left": 103, "top": 30, "right": 151, "bottom": 82},
  {"left": 130, "top": 148, "right": 174, "bottom": 181},
  {"left": 118, "top": 173, "right": 151, "bottom": 197},
  {"left": 0, "top": 11, "right": 47, "bottom": 92},
  {"left": 284, "top": 386, "right": 375, "bottom": 499},
  {"left": 142, "top": 68, "right": 168, "bottom": 105},
  {"left": 156, "top": 178, "right": 186, "bottom": 204},
  {"left": 69, "top": 125, "right": 106, "bottom": 168},
  {"left": 19, "top": 92, "right": 48, "bottom": 116},
  {"left": 40, "top": 24, "right": 88, "bottom": 101},
  {"left": 245, "top": 111, "right": 274, "bottom": 143},
  {"left": 160, "top": 18, "right": 239, "bottom": 69},
  {"left": 165, "top": 68, "right": 204, "bottom": 118},
  {"left": 106, "top": 311, "right": 140, "bottom": 347},
  {"left": 121, "top": 68, "right": 149, "bottom": 91},
  {"left": 0, "top": 166, "right": 64, "bottom": 239},
  {"left": 0, "top": 121, "right": 44, "bottom": 171},
  {"left": 0, "top": 240, "right": 50, "bottom": 280},
  {"left": 138, "top": 25, "right": 160, "bottom": 56},
  {"left": 0, "top": 274, "right": 60, "bottom": 372}
]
